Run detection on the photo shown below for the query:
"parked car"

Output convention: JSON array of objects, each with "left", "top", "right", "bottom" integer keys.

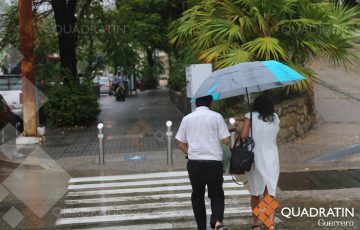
[
  {"left": 93, "top": 76, "right": 113, "bottom": 95},
  {"left": 0, "top": 94, "right": 23, "bottom": 132},
  {"left": 0, "top": 75, "right": 23, "bottom": 118}
]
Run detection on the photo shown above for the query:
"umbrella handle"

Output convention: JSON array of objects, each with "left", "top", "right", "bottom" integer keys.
[{"left": 245, "top": 87, "right": 253, "bottom": 141}]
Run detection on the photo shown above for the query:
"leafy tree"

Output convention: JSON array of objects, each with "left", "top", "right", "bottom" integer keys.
[
  {"left": 169, "top": 0, "right": 360, "bottom": 92},
  {"left": 0, "top": 0, "right": 99, "bottom": 83},
  {"left": 100, "top": 4, "right": 139, "bottom": 76},
  {"left": 108, "top": 0, "right": 195, "bottom": 89}
]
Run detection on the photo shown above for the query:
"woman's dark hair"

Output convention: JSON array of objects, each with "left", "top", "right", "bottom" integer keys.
[{"left": 252, "top": 95, "right": 275, "bottom": 122}]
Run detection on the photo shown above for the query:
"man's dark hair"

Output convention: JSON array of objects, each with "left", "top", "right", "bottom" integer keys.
[{"left": 195, "top": 95, "right": 213, "bottom": 107}]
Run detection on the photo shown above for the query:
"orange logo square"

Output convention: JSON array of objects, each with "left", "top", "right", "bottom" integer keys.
[{"left": 252, "top": 195, "right": 278, "bottom": 229}]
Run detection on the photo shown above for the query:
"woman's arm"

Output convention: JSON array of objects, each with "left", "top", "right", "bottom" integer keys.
[{"left": 240, "top": 118, "right": 251, "bottom": 139}]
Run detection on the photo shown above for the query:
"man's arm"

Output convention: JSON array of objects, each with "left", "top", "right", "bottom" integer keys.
[
  {"left": 222, "top": 136, "right": 231, "bottom": 145},
  {"left": 177, "top": 141, "right": 188, "bottom": 155},
  {"left": 218, "top": 115, "right": 231, "bottom": 145}
]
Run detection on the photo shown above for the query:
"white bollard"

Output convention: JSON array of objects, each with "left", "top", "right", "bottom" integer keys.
[
  {"left": 98, "top": 122, "right": 105, "bottom": 165},
  {"left": 166, "top": 121, "right": 173, "bottom": 165},
  {"left": 229, "top": 118, "right": 236, "bottom": 147}
]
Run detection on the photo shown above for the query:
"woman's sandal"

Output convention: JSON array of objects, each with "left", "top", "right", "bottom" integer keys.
[{"left": 251, "top": 224, "right": 260, "bottom": 230}]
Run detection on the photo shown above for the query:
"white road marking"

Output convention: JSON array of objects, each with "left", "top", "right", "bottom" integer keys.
[
  {"left": 64, "top": 190, "right": 250, "bottom": 205},
  {"left": 66, "top": 182, "right": 242, "bottom": 197},
  {"left": 59, "top": 171, "right": 251, "bottom": 228},
  {"left": 69, "top": 171, "right": 189, "bottom": 183},
  {"left": 56, "top": 207, "right": 252, "bottom": 226},
  {"left": 75, "top": 217, "right": 279, "bottom": 230},
  {"left": 75, "top": 223, "right": 174, "bottom": 230},
  {"left": 69, "top": 171, "right": 241, "bottom": 183},
  {"left": 61, "top": 199, "right": 249, "bottom": 215},
  {"left": 68, "top": 177, "right": 242, "bottom": 190}
]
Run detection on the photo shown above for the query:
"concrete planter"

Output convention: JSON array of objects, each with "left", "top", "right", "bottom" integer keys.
[{"left": 37, "top": 126, "right": 46, "bottom": 136}]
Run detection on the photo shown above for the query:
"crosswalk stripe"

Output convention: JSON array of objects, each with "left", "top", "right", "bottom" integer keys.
[
  {"left": 68, "top": 176, "right": 242, "bottom": 190},
  {"left": 75, "top": 223, "right": 174, "bottom": 230},
  {"left": 56, "top": 207, "right": 252, "bottom": 226},
  {"left": 61, "top": 199, "right": 249, "bottom": 215},
  {"left": 67, "top": 182, "right": 242, "bottom": 197},
  {"left": 69, "top": 171, "right": 240, "bottom": 184},
  {"left": 58, "top": 170, "right": 252, "bottom": 228},
  {"left": 64, "top": 189, "right": 250, "bottom": 205},
  {"left": 74, "top": 216, "right": 281, "bottom": 230},
  {"left": 68, "top": 171, "right": 189, "bottom": 183}
]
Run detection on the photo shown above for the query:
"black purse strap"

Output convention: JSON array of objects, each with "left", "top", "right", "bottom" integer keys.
[
  {"left": 232, "top": 175, "right": 248, "bottom": 186},
  {"left": 232, "top": 111, "right": 254, "bottom": 150}
]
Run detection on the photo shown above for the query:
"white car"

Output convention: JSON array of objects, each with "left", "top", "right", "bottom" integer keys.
[
  {"left": 0, "top": 76, "right": 23, "bottom": 118},
  {"left": 93, "top": 76, "right": 113, "bottom": 95}
]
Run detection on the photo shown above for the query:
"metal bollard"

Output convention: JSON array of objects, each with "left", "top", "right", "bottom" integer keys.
[
  {"left": 15, "top": 122, "right": 20, "bottom": 136},
  {"left": 166, "top": 121, "right": 173, "bottom": 165},
  {"left": 1, "top": 129, "right": 4, "bottom": 144},
  {"left": 97, "top": 123, "right": 105, "bottom": 165},
  {"left": 229, "top": 118, "right": 236, "bottom": 147}
]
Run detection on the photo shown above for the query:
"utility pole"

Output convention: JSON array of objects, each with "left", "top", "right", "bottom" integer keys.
[{"left": 18, "top": 0, "right": 37, "bottom": 136}]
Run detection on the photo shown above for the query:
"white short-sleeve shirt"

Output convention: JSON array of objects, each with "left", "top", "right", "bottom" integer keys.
[{"left": 175, "top": 106, "right": 230, "bottom": 161}]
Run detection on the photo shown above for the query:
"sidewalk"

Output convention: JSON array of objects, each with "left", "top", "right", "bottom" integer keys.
[{"left": 40, "top": 88, "right": 183, "bottom": 160}]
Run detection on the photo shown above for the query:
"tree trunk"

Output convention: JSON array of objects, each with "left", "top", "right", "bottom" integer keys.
[
  {"left": 51, "top": 0, "right": 78, "bottom": 84},
  {"left": 84, "top": 31, "right": 94, "bottom": 79},
  {"left": 144, "top": 47, "right": 157, "bottom": 89}
]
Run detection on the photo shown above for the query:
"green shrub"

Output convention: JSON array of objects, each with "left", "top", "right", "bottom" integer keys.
[
  {"left": 168, "top": 47, "right": 197, "bottom": 91},
  {"left": 45, "top": 84, "right": 101, "bottom": 128}
]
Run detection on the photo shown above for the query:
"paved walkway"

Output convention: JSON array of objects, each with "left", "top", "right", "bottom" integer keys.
[
  {"left": 41, "top": 88, "right": 183, "bottom": 160},
  {"left": 311, "top": 51, "right": 360, "bottom": 123},
  {"left": 275, "top": 55, "right": 360, "bottom": 167}
]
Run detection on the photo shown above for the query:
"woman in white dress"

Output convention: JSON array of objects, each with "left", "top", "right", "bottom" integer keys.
[{"left": 240, "top": 95, "right": 280, "bottom": 230}]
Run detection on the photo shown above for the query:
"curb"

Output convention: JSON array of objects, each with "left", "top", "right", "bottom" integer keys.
[{"left": 0, "top": 157, "right": 21, "bottom": 168}]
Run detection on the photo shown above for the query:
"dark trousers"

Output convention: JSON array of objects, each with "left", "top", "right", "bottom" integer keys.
[{"left": 187, "top": 160, "right": 225, "bottom": 230}]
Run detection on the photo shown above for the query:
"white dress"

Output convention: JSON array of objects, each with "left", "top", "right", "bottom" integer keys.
[{"left": 245, "top": 112, "right": 280, "bottom": 197}]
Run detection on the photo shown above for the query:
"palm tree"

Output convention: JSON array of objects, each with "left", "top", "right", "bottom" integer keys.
[{"left": 169, "top": 0, "right": 360, "bottom": 91}]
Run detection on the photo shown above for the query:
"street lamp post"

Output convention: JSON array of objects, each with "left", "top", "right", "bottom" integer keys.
[{"left": 18, "top": 0, "right": 37, "bottom": 137}]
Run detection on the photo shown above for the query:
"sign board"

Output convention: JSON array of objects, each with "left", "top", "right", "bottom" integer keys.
[{"left": 185, "top": 64, "right": 212, "bottom": 98}]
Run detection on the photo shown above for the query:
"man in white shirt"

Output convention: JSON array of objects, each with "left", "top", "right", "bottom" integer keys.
[{"left": 175, "top": 95, "right": 230, "bottom": 230}]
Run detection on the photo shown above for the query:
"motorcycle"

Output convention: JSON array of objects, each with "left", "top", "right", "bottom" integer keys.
[{"left": 113, "top": 83, "right": 126, "bottom": 101}]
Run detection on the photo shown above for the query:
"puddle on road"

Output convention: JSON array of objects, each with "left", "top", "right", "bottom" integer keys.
[{"left": 278, "top": 169, "right": 360, "bottom": 191}]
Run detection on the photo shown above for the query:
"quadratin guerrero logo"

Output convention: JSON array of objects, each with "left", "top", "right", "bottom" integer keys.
[
  {"left": 281, "top": 207, "right": 355, "bottom": 227},
  {"left": 252, "top": 195, "right": 279, "bottom": 228}
]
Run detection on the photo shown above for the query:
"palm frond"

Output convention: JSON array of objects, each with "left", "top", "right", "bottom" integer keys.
[
  {"left": 243, "top": 37, "right": 286, "bottom": 60},
  {"left": 285, "top": 63, "right": 315, "bottom": 93},
  {"left": 215, "top": 46, "right": 252, "bottom": 68},
  {"left": 199, "top": 43, "right": 231, "bottom": 63}
]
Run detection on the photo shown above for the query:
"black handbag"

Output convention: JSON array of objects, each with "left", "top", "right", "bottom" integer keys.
[{"left": 230, "top": 112, "right": 255, "bottom": 174}]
